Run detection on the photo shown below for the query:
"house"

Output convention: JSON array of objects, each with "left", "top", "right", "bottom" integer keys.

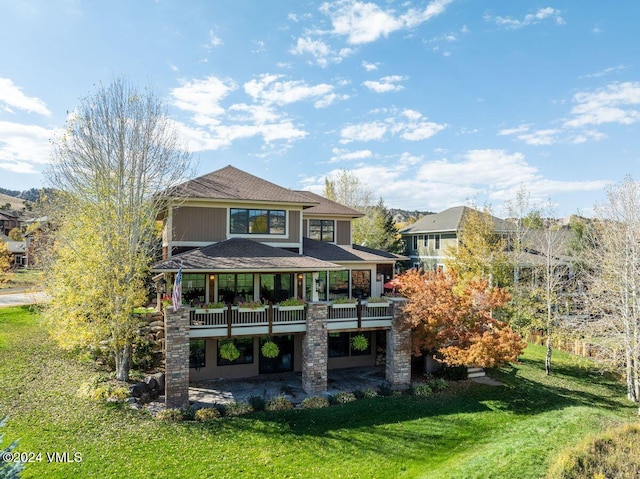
[
  {"left": 0, "top": 234, "right": 26, "bottom": 268},
  {"left": 400, "top": 206, "right": 512, "bottom": 270},
  {"left": 152, "top": 166, "right": 410, "bottom": 408},
  {"left": 0, "top": 211, "right": 19, "bottom": 236}
]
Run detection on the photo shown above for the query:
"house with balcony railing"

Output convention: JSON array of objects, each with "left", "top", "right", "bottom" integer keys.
[{"left": 151, "top": 166, "right": 409, "bottom": 407}]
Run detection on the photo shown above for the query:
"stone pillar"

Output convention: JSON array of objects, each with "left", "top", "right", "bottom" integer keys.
[
  {"left": 385, "top": 299, "right": 411, "bottom": 388},
  {"left": 164, "top": 307, "right": 191, "bottom": 409},
  {"left": 302, "top": 303, "right": 328, "bottom": 394}
]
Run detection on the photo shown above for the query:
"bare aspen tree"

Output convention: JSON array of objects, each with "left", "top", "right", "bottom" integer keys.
[
  {"left": 46, "top": 77, "right": 192, "bottom": 381},
  {"left": 587, "top": 176, "right": 640, "bottom": 409}
]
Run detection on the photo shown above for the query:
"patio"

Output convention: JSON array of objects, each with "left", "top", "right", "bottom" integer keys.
[{"left": 189, "top": 366, "right": 389, "bottom": 407}]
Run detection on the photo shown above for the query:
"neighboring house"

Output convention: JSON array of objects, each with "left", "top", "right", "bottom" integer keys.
[
  {"left": 0, "top": 211, "right": 19, "bottom": 236},
  {"left": 152, "top": 165, "right": 409, "bottom": 405},
  {"left": 400, "top": 206, "right": 512, "bottom": 270},
  {"left": 0, "top": 234, "right": 26, "bottom": 268}
]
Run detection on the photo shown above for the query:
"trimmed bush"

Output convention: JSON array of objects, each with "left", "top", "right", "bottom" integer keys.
[
  {"left": 225, "top": 402, "right": 253, "bottom": 417},
  {"left": 428, "top": 378, "right": 448, "bottom": 392},
  {"left": 334, "top": 392, "right": 357, "bottom": 404},
  {"left": 247, "top": 395, "right": 267, "bottom": 412},
  {"left": 266, "top": 395, "right": 293, "bottom": 411},
  {"left": 363, "top": 388, "right": 378, "bottom": 399},
  {"left": 156, "top": 408, "right": 185, "bottom": 421},
  {"left": 353, "top": 389, "right": 365, "bottom": 399},
  {"left": 378, "top": 383, "right": 394, "bottom": 397},
  {"left": 301, "top": 396, "right": 330, "bottom": 409},
  {"left": 194, "top": 407, "right": 221, "bottom": 422},
  {"left": 413, "top": 384, "right": 433, "bottom": 397}
]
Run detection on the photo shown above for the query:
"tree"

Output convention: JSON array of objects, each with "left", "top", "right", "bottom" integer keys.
[
  {"left": 444, "top": 206, "right": 512, "bottom": 288},
  {"left": 0, "top": 241, "right": 11, "bottom": 286},
  {"left": 585, "top": 176, "right": 640, "bottom": 410},
  {"left": 398, "top": 269, "right": 525, "bottom": 368},
  {"left": 45, "top": 77, "right": 192, "bottom": 381},
  {"left": 7, "top": 228, "right": 22, "bottom": 241},
  {"left": 0, "top": 416, "right": 23, "bottom": 479}
]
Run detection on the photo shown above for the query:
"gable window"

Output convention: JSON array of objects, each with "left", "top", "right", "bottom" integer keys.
[
  {"left": 309, "top": 219, "right": 335, "bottom": 242},
  {"left": 230, "top": 208, "right": 286, "bottom": 235}
]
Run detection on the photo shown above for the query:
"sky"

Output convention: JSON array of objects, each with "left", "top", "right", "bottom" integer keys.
[{"left": 1, "top": 0, "right": 639, "bottom": 217}]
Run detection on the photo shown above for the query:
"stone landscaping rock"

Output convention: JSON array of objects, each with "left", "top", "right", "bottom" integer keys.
[
  {"left": 150, "top": 372, "right": 165, "bottom": 392},
  {"left": 144, "top": 376, "right": 158, "bottom": 390},
  {"left": 129, "top": 381, "right": 150, "bottom": 398}
]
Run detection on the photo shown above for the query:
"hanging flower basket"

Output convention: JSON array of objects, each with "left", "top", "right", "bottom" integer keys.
[
  {"left": 261, "top": 340, "right": 280, "bottom": 358},
  {"left": 219, "top": 341, "right": 240, "bottom": 361},
  {"left": 351, "top": 334, "right": 369, "bottom": 352}
]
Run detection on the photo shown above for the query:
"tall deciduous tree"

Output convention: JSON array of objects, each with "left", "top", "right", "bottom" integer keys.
[
  {"left": 46, "top": 78, "right": 192, "bottom": 381},
  {"left": 399, "top": 269, "right": 525, "bottom": 368},
  {"left": 585, "top": 176, "right": 640, "bottom": 410}
]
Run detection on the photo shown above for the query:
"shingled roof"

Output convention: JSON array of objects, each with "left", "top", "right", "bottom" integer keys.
[
  {"left": 400, "top": 206, "right": 512, "bottom": 234},
  {"left": 303, "top": 237, "right": 407, "bottom": 263},
  {"left": 295, "top": 190, "right": 365, "bottom": 218},
  {"left": 165, "top": 165, "right": 318, "bottom": 206},
  {"left": 152, "top": 238, "right": 342, "bottom": 273}
]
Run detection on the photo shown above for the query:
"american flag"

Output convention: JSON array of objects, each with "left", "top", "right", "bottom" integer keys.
[{"left": 172, "top": 267, "right": 182, "bottom": 312}]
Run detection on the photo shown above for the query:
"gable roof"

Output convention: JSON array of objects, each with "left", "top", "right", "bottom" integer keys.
[
  {"left": 151, "top": 238, "right": 342, "bottom": 273},
  {"left": 303, "top": 237, "right": 407, "bottom": 263},
  {"left": 165, "top": 165, "right": 318, "bottom": 206},
  {"left": 400, "top": 206, "right": 512, "bottom": 234},
  {"left": 295, "top": 190, "right": 364, "bottom": 218}
]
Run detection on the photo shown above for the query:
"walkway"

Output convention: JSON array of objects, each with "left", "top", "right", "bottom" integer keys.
[{"left": 0, "top": 290, "right": 47, "bottom": 307}]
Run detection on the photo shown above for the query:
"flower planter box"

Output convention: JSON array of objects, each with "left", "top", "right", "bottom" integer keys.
[
  {"left": 277, "top": 305, "right": 305, "bottom": 311},
  {"left": 194, "top": 308, "right": 225, "bottom": 314},
  {"left": 238, "top": 307, "right": 266, "bottom": 313},
  {"left": 332, "top": 303, "right": 357, "bottom": 309},
  {"left": 365, "top": 302, "right": 389, "bottom": 308}
]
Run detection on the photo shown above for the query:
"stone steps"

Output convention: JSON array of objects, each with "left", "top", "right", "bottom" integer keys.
[{"left": 467, "top": 367, "right": 486, "bottom": 378}]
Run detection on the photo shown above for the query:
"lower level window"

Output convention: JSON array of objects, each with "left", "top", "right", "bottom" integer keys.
[
  {"left": 189, "top": 339, "right": 206, "bottom": 370},
  {"left": 328, "top": 331, "right": 372, "bottom": 357},
  {"left": 217, "top": 338, "right": 254, "bottom": 366}
]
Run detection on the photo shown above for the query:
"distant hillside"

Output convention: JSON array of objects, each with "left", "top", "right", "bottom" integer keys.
[
  {"left": 390, "top": 208, "right": 435, "bottom": 226},
  {"left": 0, "top": 192, "right": 26, "bottom": 212}
]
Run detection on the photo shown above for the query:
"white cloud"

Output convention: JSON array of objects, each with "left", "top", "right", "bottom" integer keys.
[
  {"left": 0, "top": 78, "right": 50, "bottom": 116},
  {"left": 314, "top": 93, "right": 349, "bottom": 108},
  {"left": 486, "top": 7, "right": 565, "bottom": 29},
  {"left": 329, "top": 148, "right": 373, "bottom": 162},
  {"left": 0, "top": 121, "right": 57, "bottom": 174},
  {"left": 362, "top": 61, "right": 379, "bottom": 71},
  {"left": 564, "top": 81, "right": 640, "bottom": 128},
  {"left": 244, "top": 74, "right": 335, "bottom": 107},
  {"left": 319, "top": 0, "right": 453, "bottom": 45},
  {"left": 517, "top": 128, "right": 561, "bottom": 146},
  {"left": 498, "top": 124, "right": 530, "bottom": 136},
  {"left": 290, "top": 36, "right": 353, "bottom": 67},
  {"left": 362, "top": 75, "right": 406, "bottom": 93},
  {"left": 340, "top": 109, "right": 446, "bottom": 143},
  {"left": 170, "top": 76, "right": 236, "bottom": 123},
  {"left": 207, "top": 30, "right": 222, "bottom": 48},
  {"left": 579, "top": 65, "right": 628, "bottom": 79}
]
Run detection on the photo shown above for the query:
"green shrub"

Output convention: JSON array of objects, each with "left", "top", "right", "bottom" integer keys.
[
  {"left": 334, "top": 392, "right": 357, "bottom": 404},
  {"left": 327, "top": 394, "right": 338, "bottom": 406},
  {"left": 156, "top": 408, "right": 185, "bottom": 421},
  {"left": 261, "top": 340, "right": 280, "bottom": 358},
  {"left": 413, "top": 384, "right": 433, "bottom": 397},
  {"left": 247, "top": 395, "right": 267, "bottom": 412},
  {"left": 428, "top": 378, "right": 448, "bottom": 392},
  {"left": 224, "top": 402, "right": 253, "bottom": 416},
  {"left": 353, "top": 389, "right": 365, "bottom": 399},
  {"left": 301, "top": 396, "right": 330, "bottom": 409},
  {"left": 266, "top": 395, "right": 293, "bottom": 411},
  {"left": 363, "top": 388, "right": 378, "bottom": 398},
  {"left": 378, "top": 383, "right": 394, "bottom": 397},
  {"left": 0, "top": 416, "right": 24, "bottom": 479},
  {"left": 437, "top": 365, "right": 467, "bottom": 381},
  {"left": 109, "top": 387, "right": 131, "bottom": 401},
  {"left": 194, "top": 408, "right": 221, "bottom": 422}
]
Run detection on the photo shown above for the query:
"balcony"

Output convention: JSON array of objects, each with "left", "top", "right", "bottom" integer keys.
[{"left": 188, "top": 300, "right": 394, "bottom": 338}]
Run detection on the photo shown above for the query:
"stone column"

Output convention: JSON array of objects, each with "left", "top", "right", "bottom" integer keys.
[
  {"left": 164, "top": 307, "right": 191, "bottom": 409},
  {"left": 302, "top": 303, "right": 328, "bottom": 394},
  {"left": 385, "top": 299, "right": 411, "bottom": 388}
]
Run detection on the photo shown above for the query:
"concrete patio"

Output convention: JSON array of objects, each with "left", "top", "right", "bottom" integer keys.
[{"left": 189, "top": 366, "right": 390, "bottom": 407}]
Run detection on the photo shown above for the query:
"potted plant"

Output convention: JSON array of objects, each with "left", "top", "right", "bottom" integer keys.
[
  {"left": 195, "top": 302, "right": 226, "bottom": 314},
  {"left": 219, "top": 341, "right": 240, "bottom": 362},
  {"left": 237, "top": 300, "right": 266, "bottom": 313},
  {"left": 261, "top": 339, "right": 280, "bottom": 358},
  {"left": 331, "top": 297, "right": 358, "bottom": 309},
  {"left": 351, "top": 334, "right": 369, "bottom": 352},
  {"left": 277, "top": 297, "right": 306, "bottom": 311},
  {"left": 365, "top": 296, "right": 389, "bottom": 308}
]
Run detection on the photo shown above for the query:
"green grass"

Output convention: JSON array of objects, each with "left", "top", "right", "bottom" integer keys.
[
  {"left": 0, "top": 269, "right": 43, "bottom": 291},
  {"left": 0, "top": 306, "right": 636, "bottom": 479}
]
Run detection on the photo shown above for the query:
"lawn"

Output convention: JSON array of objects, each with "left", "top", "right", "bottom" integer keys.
[
  {"left": 0, "top": 305, "right": 636, "bottom": 479},
  {"left": 0, "top": 269, "right": 43, "bottom": 291}
]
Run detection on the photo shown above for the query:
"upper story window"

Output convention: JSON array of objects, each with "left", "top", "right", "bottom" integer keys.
[
  {"left": 230, "top": 209, "right": 286, "bottom": 235},
  {"left": 309, "top": 219, "right": 335, "bottom": 242}
]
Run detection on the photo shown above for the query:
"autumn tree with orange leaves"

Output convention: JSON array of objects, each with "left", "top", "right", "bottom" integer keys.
[{"left": 399, "top": 268, "right": 525, "bottom": 368}]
